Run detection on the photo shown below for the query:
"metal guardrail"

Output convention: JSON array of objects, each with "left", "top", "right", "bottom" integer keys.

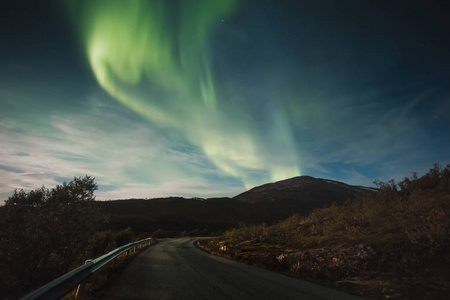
[{"left": 20, "top": 237, "right": 153, "bottom": 300}]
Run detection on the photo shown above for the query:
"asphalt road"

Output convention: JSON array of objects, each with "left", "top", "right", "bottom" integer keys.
[{"left": 96, "top": 238, "right": 366, "bottom": 300}]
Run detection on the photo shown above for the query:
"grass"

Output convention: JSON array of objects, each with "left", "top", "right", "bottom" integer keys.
[{"left": 197, "top": 165, "right": 450, "bottom": 300}]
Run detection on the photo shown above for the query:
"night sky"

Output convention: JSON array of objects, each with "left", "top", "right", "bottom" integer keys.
[{"left": 1, "top": 0, "right": 449, "bottom": 201}]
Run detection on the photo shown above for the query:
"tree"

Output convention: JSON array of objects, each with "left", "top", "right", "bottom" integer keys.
[
  {"left": 0, "top": 176, "right": 100, "bottom": 299},
  {"left": 5, "top": 175, "right": 97, "bottom": 207}
]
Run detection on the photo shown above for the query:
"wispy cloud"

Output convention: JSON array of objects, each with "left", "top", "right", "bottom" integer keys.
[
  {"left": 96, "top": 178, "right": 245, "bottom": 200},
  {"left": 0, "top": 97, "right": 245, "bottom": 202},
  {"left": 290, "top": 87, "right": 448, "bottom": 183}
]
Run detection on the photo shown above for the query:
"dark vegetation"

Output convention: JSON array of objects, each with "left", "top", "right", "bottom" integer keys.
[
  {"left": 94, "top": 176, "right": 374, "bottom": 237},
  {"left": 197, "top": 165, "right": 450, "bottom": 300},
  {"left": 0, "top": 176, "right": 141, "bottom": 299},
  {"left": 2, "top": 166, "right": 448, "bottom": 299},
  {"left": 1, "top": 174, "right": 367, "bottom": 299}
]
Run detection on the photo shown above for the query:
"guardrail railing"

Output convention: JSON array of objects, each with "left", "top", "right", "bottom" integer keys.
[{"left": 20, "top": 237, "right": 153, "bottom": 300}]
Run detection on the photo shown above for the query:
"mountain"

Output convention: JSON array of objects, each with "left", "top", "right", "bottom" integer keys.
[
  {"left": 95, "top": 176, "right": 376, "bottom": 236},
  {"left": 234, "top": 175, "right": 376, "bottom": 205}
]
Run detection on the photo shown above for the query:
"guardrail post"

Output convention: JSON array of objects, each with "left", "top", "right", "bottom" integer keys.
[
  {"left": 19, "top": 238, "right": 153, "bottom": 300},
  {"left": 75, "top": 259, "right": 92, "bottom": 299}
]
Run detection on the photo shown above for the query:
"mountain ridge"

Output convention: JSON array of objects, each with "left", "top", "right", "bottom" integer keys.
[
  {"left": 93, "top": 175, "right": 376, "bottom": 235},
  {"left": 234, "top": 175, "right": 376, "bottom": 204}
]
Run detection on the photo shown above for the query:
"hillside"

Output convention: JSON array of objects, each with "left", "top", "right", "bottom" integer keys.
[
  {"left": 198, "top": 165, "right": 450, "bottom": 300},
  {"left": 94, "top": 197, "right": 254, "bottom": 235},
  {"left": 0, "top": 175, "right": 376, "bottom": 298},
  {"left": 96, "top": 176, "right": 375, "bottom": 236}
]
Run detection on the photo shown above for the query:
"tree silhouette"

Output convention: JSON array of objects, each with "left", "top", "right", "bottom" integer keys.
[{"left": 0, "top": 175, "right": 99, "bottom": 298}]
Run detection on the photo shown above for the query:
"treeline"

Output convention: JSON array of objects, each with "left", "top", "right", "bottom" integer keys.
[
  {"left": 0, "top": 176, "right": 140, "bottom": 299},
  {"left": 198, "top": 165, "right": 450, "bottom": 299}
]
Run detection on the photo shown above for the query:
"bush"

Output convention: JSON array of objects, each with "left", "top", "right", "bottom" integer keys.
[
  {"left": 0, "top": 176, "right": 100, "bottom": 299},
  {"left": 213, "top": 165, "right": 450, "bottom": 299}
]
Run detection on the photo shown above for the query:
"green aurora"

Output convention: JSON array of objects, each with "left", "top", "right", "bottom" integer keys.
[
  {"left": 1, "top": 1, "right": 448, "bottom": 201},
  {"left": 69, "top": 0, "right": 300, "bottom": 188}
]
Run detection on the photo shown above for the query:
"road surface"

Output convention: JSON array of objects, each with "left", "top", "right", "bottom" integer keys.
[{"left": 96, "top": 238, "right": 366, "bottom": 300}]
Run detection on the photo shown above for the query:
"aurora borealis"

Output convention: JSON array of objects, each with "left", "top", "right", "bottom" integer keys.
[
  {"left": 1, "top": 1, "right": 449, "bottom": 201},
  {"left": 71, "top": 0, "right": 299, "bottom": 187}
]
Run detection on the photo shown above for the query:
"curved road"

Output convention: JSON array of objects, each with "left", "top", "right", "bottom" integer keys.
[{"left": 96, "top": 238, "right": 366, "bottom": 300}]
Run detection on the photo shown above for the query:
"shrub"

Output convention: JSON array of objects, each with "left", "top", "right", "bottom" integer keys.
[{"left": 0, "top": 176, "right": 99, "bottom": 299}]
